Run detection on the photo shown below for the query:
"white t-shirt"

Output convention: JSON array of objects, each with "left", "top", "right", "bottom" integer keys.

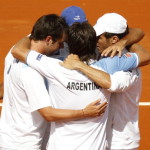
[
  {"left": 27, "top": 51, "right": 111, "bottom": 150},
  {"left": 0, "top": 51, "right": 51, "bottom": 149},
  {"left": 94, "top": 49, "right": 141, "bottom": 149},
  {"left": 107, "top": 69, "right": 142, "bottom": 149}
]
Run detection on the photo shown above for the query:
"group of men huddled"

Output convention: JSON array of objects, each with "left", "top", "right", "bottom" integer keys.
[{"left": 0, "top": 5, "right": 150, "bottom": 150}]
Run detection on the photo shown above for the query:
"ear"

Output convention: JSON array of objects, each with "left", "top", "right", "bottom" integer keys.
[
  {"left": 45, "top": 36, "right": 53, "bottom": 45},
  {"left": 111, "top": 36, "right": 119, "bottom": 44}
]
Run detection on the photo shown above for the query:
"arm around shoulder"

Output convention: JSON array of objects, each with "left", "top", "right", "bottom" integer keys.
[
  {"left": 11, "top": 36, "right": 31, "bottom": 63},
  {"left": 129, "top": 44, "right": 150, "bottom": 67},
  {"left": 38, "top": 100, "right": 108, "bottom": 122}
]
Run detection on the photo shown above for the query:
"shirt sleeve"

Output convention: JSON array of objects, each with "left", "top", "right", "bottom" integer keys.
[
  {"left": 94, "top": 53, "right": 139, "bottom": 74},
  {"left": 21, "top": 65, "right": 52, "bottom": 112},
  {"left": 108, "top": 69, "right": 140, "bottom": 92},
  {"left": 26, "top": 50, "right": 60, "bottom": 79}
]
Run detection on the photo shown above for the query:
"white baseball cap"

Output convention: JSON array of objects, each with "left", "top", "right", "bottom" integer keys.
[{"left": 93, "top": 13, "right": 127, "bottom": 36}]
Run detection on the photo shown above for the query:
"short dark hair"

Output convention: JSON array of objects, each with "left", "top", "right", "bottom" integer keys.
[
  {"left": 104, "top": 25, "right": 129, "bottom": 39},
  {"left": 68, "top": 22, "right": 97, "bottom": 64},
  {"left": 30, "top": 14, "right": 68, "bottom": 42}
]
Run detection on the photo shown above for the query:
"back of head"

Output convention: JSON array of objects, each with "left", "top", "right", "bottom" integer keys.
[
  {"left": 68, "top": 22, "right": 96, "bottom": 63},
  {"left": 93, "top": 13, "right": 128, "bottom": 37},
  {"left": 30, "top": 14, "right": 68, "bottom": 41},
  {"left": 61, "top": 6, "right": 87, "bottom": 26}
]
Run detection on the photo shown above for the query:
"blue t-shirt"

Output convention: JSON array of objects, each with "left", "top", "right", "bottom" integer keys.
[{"left": 93, "top": 53, "right": 139, "bottom": 74}]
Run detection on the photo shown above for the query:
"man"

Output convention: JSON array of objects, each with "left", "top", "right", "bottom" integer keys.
[
  {"left": 40, "top": 7, "right": 88, "bottom": 149},
  {"left": 11, "top": 17, "right": 147, "bottom": 149},
  {"left": 58, "top": 6, "right": 144, "bottom": 61},
  {"left": 0, "top": 6, "right": 144, "bottom": 100},
  {"left": 60, "top": 13, "right": 150, "bottom": 150},
  {"left": 51, "top": 5, "right": 88, "bottom": 61},
  {"left": 0, "top": 14, "right": 107, "bottom": 150}
]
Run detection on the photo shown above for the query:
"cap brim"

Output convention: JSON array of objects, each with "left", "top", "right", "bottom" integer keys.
[{"left": 93, "top": 24, "right": 105, "bottom": 36}]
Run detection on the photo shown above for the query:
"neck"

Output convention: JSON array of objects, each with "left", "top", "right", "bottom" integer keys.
[{"left": 30, "top": 40, "right": 46, "bottom": 54}]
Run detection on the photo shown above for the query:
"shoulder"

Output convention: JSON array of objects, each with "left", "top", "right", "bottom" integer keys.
[{"left": 20, "top": 62, "right": 43, "bottom": 80}]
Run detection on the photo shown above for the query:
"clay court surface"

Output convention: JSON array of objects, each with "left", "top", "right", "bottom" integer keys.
[{"left": 0, "top": 0, "right": 150, "bottom": 149}]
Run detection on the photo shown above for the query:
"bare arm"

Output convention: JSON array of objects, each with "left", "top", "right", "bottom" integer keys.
[
  {"left": 101, "top": 28, "right": 145, "bottom": 57},
  {"left": 121, "top": 28, "right": 144, "bottom": 47},
  {"left": 11, "top": 36, "right": 31, "bottom": 63},
  {"left": 129, "top": 43, "right": 150, "bottom": 67},
  {"left": 0, "top": 83, "right": 4, "bottom": 99},
  {"left": 39, "top": 100, "right": 107, "bottom": 122},
  {"left": 60, "top": 54, "right": 111, "bottom": 89}
]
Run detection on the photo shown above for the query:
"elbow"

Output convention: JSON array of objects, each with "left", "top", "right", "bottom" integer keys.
[
  {"left": 104, "top": 76, "right": 111, "bottom": 89},
  {"left": 11, "top": 47, "right": 15, "bottom": 57},
  {"left": 136, "top": 28, "right": 145, "bottom": 41},
  {"left": 100, "top": 80, "right": 111, "bottom": 89},
  {"left": 41, "top": 112, "right": 60, "bottom": 122},
  {"left": 42, "top": 114, "right": 55, "bottom": 122},
  {"left": 146, "top": 54, "right": 150, "bottom": 65},
  {"left": 139, "top": 28, "right": 145, "bottom": 39},
  {"left": 142, "top": 53, "right": 150, "bottom": 66},
  {"left": 105, "top": 81, "right": 111, "bottom": 89},
  {"left": 11, "top": 46, "right": 19, "bottom": 58},
  {"left": 39, "top": 107, "right": 59, "bottom": 122}
]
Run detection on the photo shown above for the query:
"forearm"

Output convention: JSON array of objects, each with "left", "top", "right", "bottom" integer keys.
[
  {"left": 11, "top": 36, "right": 31, "bottom": 63},
  {"left": 121, "top": 28, "right": 144, "bottom": 47},
  {"left": 39, "top": 100, "right": 107, "bottom": 122},
  {"left": 76, "top": 62, "right": 111, "bottom": 89},
  {"left": 129, "top": 44, "right": 150, "bottom": 67},
  {"left": 39, "top": 106, "right": 84, "bottom": 122}
]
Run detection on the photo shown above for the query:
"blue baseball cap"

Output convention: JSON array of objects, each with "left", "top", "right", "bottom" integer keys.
[{"left": 61, "top": 6, "right": 87, "bottom": 26}]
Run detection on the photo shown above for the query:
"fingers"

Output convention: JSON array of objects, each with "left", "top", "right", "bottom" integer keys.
[
  {"left": 110, "top": 49, "right": 117, "bottom": 57},
  {"left": 118, "top": 50, "right": 122, "bottom": 57},
  {"left": 97, "top": 102, "right": 108, "bottom": 116},
  {"left": 101, "top": 45, "right": 124, "bottom": 57},
  {"left": 59, "top": 61, "right": 68, "bottom": 68},
  {"left": 59, "top": 62, "right": 63, "bottom": 66},
  {"left": 67, "top": 54, "right": 79, "bottom": 59},
  {"left": 98, "top": 109, "right": 106, "bottom": 116},
  {"left": 89, "top": 99, "right": 101, "bottom": 106},
  {"left": 101, "top": 49, "right": 111, "bottom": 57},
  {"left": 97, "top": 102, "right": 108, "bottom": 112},
  {"left": 98, "top": 101, "right": 107, "bottom": 108},
  {"left": 99, "top": 102, "right": 107, "bottom": 111},
  {"left": 83, "top": 100, "right": 108, "bottom": 118}
]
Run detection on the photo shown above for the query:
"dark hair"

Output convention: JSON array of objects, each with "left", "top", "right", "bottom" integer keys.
[
  {"left": 68, "top": 22, "right": 97, "bottom": 64},
  {"left": 30, "top": 14, "right": 68, "bottom": 42},
  {"left": 104, "top": 25, "right": 129, "bottom": 39}
]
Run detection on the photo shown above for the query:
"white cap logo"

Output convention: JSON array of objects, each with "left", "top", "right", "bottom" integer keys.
[{"left": 74, "top": 16, "right": 81, "bottom": 21}]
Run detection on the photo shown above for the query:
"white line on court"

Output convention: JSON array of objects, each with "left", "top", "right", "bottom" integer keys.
[
  {"left": 139, "top": 102, "right": 150, "bottom": 106},
  {"left": 0, "top": 102, "right": 150, "bottom": 107}
]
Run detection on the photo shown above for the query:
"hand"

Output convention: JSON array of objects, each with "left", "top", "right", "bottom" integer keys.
[
  {"left": 82, "top": 99, "right": 108, "bottom": 118},
  {"left": 59, "top": 54, "right": 82, "bottom": 70},
  {"left": 101, "top": 40, "right": 126, "bottom": 58}
]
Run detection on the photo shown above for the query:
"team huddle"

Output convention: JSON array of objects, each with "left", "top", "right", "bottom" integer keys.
[{"left": 0, "top": 5, "right": 150, "bottom": 150}]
